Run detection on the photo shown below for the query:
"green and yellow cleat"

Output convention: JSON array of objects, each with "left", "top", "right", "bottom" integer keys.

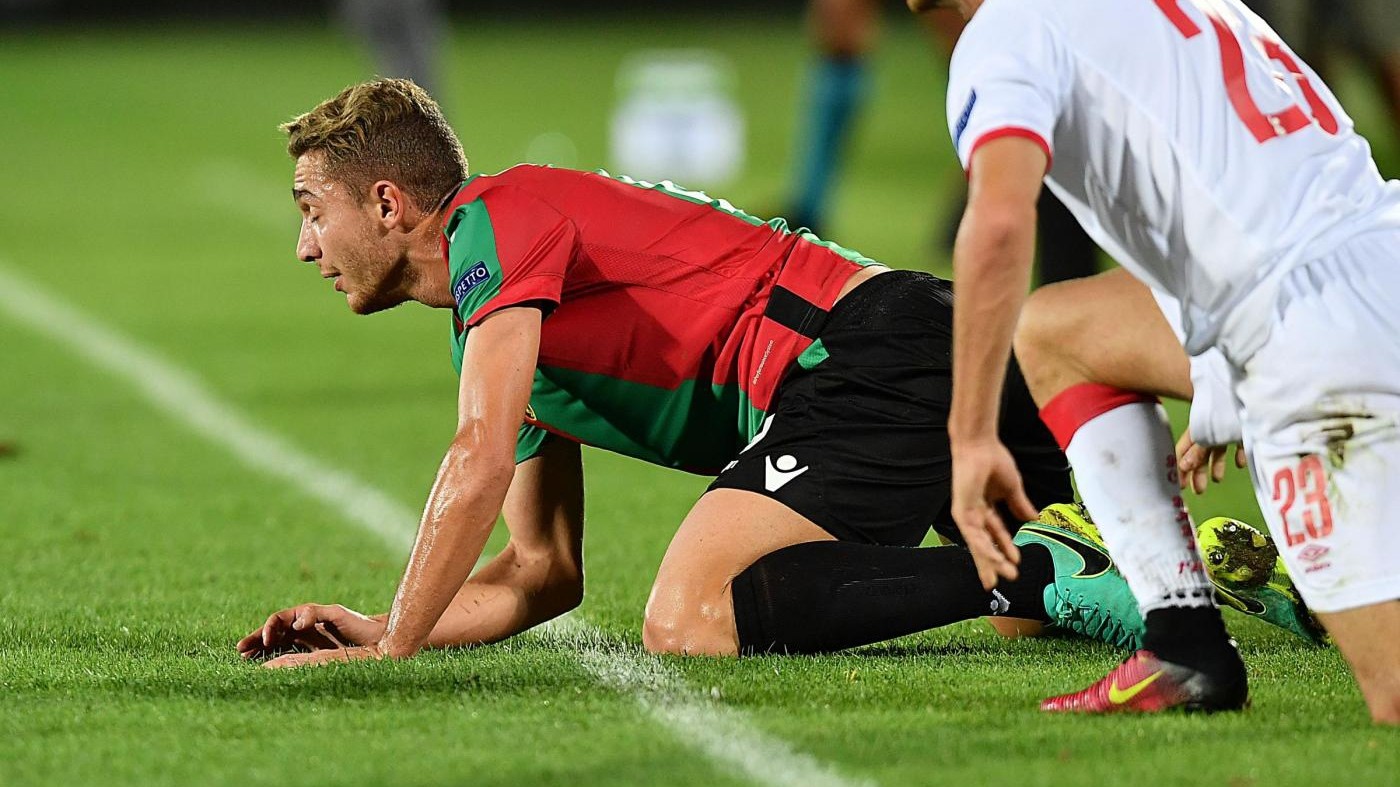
[
  {"left": 1036, "top": 502, "right": 1103, "bottom": 542},
  {"left": 1196, "top": 517, "right": 1329, "bottom": 646},
  {"left": 1033, "top": 505, "right": 1328, "bottom": 645},
  {"left": 1015, "top": 510, "right": 1144, "bottom": 651}
]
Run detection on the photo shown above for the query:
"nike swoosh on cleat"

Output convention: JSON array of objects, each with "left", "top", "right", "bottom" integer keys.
[
  {"left": 1108, "top": 671, "right": 1163, "bottom": 705},
  {"left": 1026, "top": 526, "right": 1112, "bottom": 578},
  {"left": 1214, "top": 585, "right": 1267, "bottom": 615}
]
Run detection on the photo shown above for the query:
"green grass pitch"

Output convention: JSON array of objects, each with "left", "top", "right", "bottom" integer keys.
[{"left": 1, "top": 17, "right": 1397, "bottom": 786}]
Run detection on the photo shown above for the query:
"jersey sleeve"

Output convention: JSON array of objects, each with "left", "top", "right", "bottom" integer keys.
[
  {"left": 946, "top": 2, "right": 1071, "bottom": 174},
  {"left": 443, "top": 187, "right": 577, "bottom": 327}
]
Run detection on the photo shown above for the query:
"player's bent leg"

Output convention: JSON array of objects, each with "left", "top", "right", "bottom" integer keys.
[
  {"left": 646, "top": 270, "right": 1147, "bottom": 657},
  {"left": 1231, "top": 235, "right": 1400, "bottom": 722},
  {"left": 1318, "top": 602, "right": 1400, "bottom": 725},
  {"left": 1017, "top": 271, "right": 1246, "bottom": 712},
  {"left": 1013, "top": 268, "right": 1191, "bottom": 405},
  {"left": 644, "top": 489, "right": 1063, "bottom": 656},
  {"left": 642, "top": 488, "right": 833, "bottom": 656},
  {"left": 730, "top": 533, "right": 1071, "bottom": 655}
]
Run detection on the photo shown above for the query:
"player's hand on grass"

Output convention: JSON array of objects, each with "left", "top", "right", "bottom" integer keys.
[
  {"left": 237, "top": 603, "right": 385, "bottom": 661},
  {"left": 951, "top": 438, "right": 1039, "bottom": 590},
  {"left": 262, "top": 643, "right": 387, "bottom": 669},
  {"left": 1175, "top": 429, "right": 1247, "bottom": 495}
]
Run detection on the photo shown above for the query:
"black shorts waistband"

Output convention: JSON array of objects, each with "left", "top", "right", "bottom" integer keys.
[{"left": 762, "top": 269, "right": 952, "bottom": 340}]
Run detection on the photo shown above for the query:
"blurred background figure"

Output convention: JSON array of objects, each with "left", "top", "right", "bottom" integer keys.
[
  {"left": 782, "top": 0, "right": 882, "bottom": 236},
  {"left": 1246, "top": 0, "right": 1399, "bottom": 176},
  {"left": 784, "top": 0, "right": 1099, "bottom": 284},
  {"left": 610, "top": 51, "right": 745, "bottom": 189},
  {"left": 339, "top": 0, "right": 444, "bottom": 95}
]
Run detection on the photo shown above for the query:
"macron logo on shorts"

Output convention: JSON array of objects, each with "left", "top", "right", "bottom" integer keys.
[
  {"left": 764, "top": 454, "right": 808, "bottom": 492},
  {"left": 452, "top": 261, "right": 492, "bottom": 309}
]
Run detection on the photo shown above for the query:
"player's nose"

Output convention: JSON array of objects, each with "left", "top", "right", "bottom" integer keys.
[{"left": 296, "top": 225, "right": 320, "bottom": 263}]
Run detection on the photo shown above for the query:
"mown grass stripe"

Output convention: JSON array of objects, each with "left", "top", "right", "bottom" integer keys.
[{"left": 0, "top": 260, "right": 874, "bottom": 787}]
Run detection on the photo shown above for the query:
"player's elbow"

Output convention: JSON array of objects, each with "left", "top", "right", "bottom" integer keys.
[
  {"left": 540, "top": 553, "right": 585, "bottom": 615},
  {"left": 960, "top": 201, "right": 1035, "bottom": 255},
  {"left": 443, "top": 434, "right": 517, "bottom": 495},
  {"left": 547, "top": 576, "right": 585, "bottom": 617},
  {"left": 499, "top": 539, "right": 584, "bottom": 621}
]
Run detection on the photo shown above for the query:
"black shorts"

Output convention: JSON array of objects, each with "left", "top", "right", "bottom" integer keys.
[{"left": 708, "top": 270, "right": 1071, "bottom": 547}]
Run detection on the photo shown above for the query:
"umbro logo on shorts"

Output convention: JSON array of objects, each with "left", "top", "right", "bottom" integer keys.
[{"left": 764, "top": 454, "right": 808, "bottom": 492}]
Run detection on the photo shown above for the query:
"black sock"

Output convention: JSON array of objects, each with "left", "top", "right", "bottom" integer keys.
[
  {"left": 1143, "top": 606, "right": 1245, "bottom": 676},
  {"left": 731, "top": 540, "right": 1054, "bottom": 655}
]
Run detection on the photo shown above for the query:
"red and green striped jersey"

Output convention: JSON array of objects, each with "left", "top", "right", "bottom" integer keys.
[{"left": 441, "top": 165, "right": 876, "bottom": 474}]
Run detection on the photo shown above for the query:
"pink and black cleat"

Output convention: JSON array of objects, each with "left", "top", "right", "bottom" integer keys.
[{"left": 1041, "top": 650, "right": 1249, "bottom": 713}]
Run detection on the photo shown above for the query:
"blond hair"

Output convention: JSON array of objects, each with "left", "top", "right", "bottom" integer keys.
[{"left": 281, "top": 78, "right": 468, "bottom": 210}]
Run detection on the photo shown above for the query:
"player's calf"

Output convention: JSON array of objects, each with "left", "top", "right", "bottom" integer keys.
[
  {"left": 729, "top": 539, "right": 1059, "bottom": 655},
  {"left": 1317, "top": 601, "right": 1400, "bottom": 725}
]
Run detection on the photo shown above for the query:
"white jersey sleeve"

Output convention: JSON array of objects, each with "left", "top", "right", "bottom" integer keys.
[{"left": 946, "top": 1, "right": 1070, "bottom": 173}]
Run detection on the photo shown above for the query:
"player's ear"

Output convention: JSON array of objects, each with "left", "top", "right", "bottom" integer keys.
[{"left": 371, "top": 180, "right": 405, "bottom": 227}]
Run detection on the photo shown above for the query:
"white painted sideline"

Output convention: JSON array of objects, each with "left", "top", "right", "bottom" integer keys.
[{"left": 0, "top": 261, "right": 874, "bottom": 787}]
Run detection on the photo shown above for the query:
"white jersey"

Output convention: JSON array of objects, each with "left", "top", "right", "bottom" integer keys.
[{"left": 947, "top": 0, "right": 1400, "bottom": 358}]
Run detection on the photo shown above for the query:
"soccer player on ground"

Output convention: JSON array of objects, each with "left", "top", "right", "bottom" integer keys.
[
  {"left": 919, "top": 0, "right": 1400, "bottom": 721},
  {"left": 235, "top": 78, "right": 1190, "bottom": 668}
]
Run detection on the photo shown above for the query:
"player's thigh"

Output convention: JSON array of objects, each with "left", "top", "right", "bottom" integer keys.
[
  {"left": 1015, "top": 268, "right": 1191, "bottom": 402},
  {"left": 643, "top": 489, "right": 833, "bottom": 656},
  {"left": 1317, "top": 601, "right": 1400, "bottom": 723}
]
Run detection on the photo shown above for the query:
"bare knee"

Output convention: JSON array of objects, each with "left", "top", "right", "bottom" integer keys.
[
  {"left": 641, "top": 607, "right": 688, "bottom": 655},
  {"left": 1014, "top": 282, "right": 1094, "bottom": 404},
  {"left": 642, "top": 583, "right": 738, "bottom": 657}
]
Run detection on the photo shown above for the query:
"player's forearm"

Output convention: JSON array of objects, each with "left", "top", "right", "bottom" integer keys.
[
  {"left": 361, "top": 544, "right": 581, "bottom": 649},
  {"left": 418, "top": 545, "right": 582, "bottom": 648},
  {"left": 378, "top": 445, "right": 516, "bottom": 659},
  {"left": 948, "top": 204, "right": 1037, "bottom": 444}
]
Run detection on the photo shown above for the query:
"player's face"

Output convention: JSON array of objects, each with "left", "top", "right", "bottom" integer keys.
[{"left": 292, "top": 152, "right": 407, "bottom": 315}]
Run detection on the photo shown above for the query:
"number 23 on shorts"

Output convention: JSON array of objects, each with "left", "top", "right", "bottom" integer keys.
[{"left": 1271, "top": 455, "right": 1335, "bottom": 548}]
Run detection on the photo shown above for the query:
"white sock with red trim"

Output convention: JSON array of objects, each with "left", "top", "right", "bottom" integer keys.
[{"left": 1040, "top": 383, "right": 1214, "bottom": 613}]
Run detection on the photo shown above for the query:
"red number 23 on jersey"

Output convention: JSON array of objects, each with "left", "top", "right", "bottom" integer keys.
[{"left": 1154, "top": 0, "right": 1339, "bottom": 143}]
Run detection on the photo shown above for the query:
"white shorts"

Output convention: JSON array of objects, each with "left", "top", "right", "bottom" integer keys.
[{"left": 1233, "top": 231, "right": 1400, "bottom": 613}]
